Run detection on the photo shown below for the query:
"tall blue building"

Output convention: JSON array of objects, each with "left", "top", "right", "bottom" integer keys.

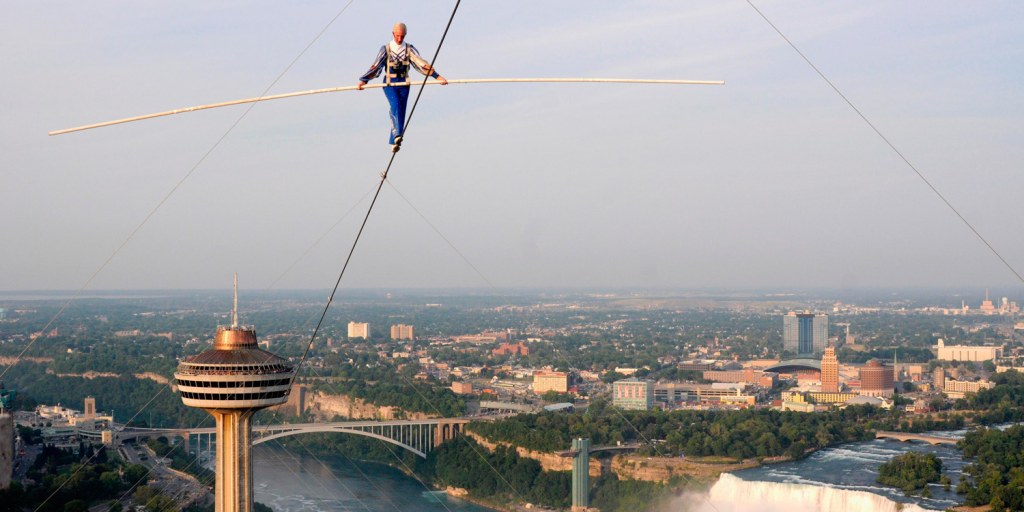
[{"left": 783, "top": 312, "right": 828, "bottom": 355}]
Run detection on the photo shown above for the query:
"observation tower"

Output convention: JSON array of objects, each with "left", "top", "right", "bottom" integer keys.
[{"left": 174, "top": 275, "right": 294, "bottom": 512}]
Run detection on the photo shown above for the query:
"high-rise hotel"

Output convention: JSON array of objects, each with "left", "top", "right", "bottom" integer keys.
[{"left": 783, "top": 311, "right": 829, "bottom": 356}]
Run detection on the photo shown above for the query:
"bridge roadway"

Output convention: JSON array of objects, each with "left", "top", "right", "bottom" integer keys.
[
  {"left": 875, "top": 431, "right": 959, "bottom": 446},
  {"left": 115, "top": 418, "right": 470, "bottom": 458},
  {"left": 557, "top": 443, "right": 642, "bottom": 457}
]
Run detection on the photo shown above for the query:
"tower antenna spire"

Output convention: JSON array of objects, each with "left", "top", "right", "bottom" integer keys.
[{"left": 232, "top": 272, "right": 239, "bottom": 328}]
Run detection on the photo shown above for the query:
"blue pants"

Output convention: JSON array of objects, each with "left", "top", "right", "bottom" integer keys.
[{"left": 384, "top": 85, "right": 410, "bottom": 144}]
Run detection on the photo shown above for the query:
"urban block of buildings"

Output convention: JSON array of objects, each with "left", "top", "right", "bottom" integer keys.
[{"left": 654, "top": 382, "right": 758, "bottom": 407}]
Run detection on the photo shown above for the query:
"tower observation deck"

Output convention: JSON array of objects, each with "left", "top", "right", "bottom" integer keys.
[{"left": 174, "top": 275, "right": 294, "bottom": 512}]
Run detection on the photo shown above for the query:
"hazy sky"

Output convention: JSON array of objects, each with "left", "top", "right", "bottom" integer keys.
[{"left": 2, "top": 1, "right": 1023, "bottom": 292}]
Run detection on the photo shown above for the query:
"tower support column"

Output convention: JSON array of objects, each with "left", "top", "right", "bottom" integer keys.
[
  {"left": 212, "top": 409, "right": 255, "bottom": 512},
  {"left": 571, "top": 438, "right": 590, "bottom": 510}
]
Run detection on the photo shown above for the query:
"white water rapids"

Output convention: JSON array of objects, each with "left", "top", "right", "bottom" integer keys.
[{"left": 676, "top": 473, "right": 930, "bottom": 512}]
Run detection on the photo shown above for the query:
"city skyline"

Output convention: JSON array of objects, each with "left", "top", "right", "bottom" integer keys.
[
  {"left": 1, "top": 283, "right": 1020, "bottom": 510},
  {"left": 3, "top": 2, "right": 1023, "bottom": 292}
]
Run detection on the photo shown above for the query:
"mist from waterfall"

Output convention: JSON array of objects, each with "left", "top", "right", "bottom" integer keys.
[{"left": 672, "top": 473, "right": 930, "bottom": 512}]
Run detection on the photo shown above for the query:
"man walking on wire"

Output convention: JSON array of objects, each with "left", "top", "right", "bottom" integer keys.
[{"left": 359, "top": 22, "right": 447, "bottom": 152}]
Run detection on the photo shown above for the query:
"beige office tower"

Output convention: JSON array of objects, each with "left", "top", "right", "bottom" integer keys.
[
  {"left": 84, "top": 396, "right": 96, "bottom": 419},
  {"left": 348, "top": 321, "right": 370, "bottom": 339},
  {"left": 533, "top": 371, "right": 569, "bottom": 394},
  {"left": 390, "top": 324, "right": 414, "bottom": 340},
  {"left": 933, "top": 367, "right": 945, "bottom": 390},
  {"left": 821, "top": 345, "right": 839, "bottom": 393},
  {"left": 174, "top": 275, "right": 294, "bottom": 512}
]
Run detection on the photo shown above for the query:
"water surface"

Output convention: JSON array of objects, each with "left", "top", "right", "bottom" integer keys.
[{"left": 253, "top": 445, "right": 493, "bottom": 512}]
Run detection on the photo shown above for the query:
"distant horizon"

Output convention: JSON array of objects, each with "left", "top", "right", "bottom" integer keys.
[{"left": 2, "top": 285, "right": 1022, "bottom": 300}]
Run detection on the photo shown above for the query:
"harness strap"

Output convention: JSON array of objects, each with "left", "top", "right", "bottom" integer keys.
[{"left": 384, "top": 43, "right": 411, "bottom": 84}]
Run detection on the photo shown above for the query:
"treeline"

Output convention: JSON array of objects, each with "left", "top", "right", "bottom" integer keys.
[
  {"left": 954, "top": 370, "right": 1024, "bottom": 424},
  {"left": 837, "top": 346, "right": 935, "bottom": 364},
  {"left": 0, "top": 443, "right": 162, "bottom": 512},
  {"left": 956, "top": 425, "right": 1024, "bottom": 511},
  {"left": 49, "top": 337, "right": 181, "bottom": 376},
  {"left": 307, "top": 363, "right": 465, "bottom": 417},
  {"left": 889, "top": 413, "right": 966, "bottom": 433},
  {"left": 2, "top": 361, "right": 206, "bottom": 427},
  {"left": 3, "top": 357, "right": 462, "bottom": 428},
  {"left": 415, "top": 438, "right": 571, "bottom": 509},
  {"left": 277, "top": 433, "right": 570, "bottom": 509},
  {"left": 469, "top": 403, "right": 878, "bottom": 460},
  {"left": 590, "top": 475, "right": 680, "bottom": 512}
]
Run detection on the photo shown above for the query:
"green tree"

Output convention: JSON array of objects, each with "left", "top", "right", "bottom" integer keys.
[
  {"left": 63, "top": 501, "right": 88, "bottom": 512},
  {"left": 125, "top": 464, "right": 149, "bottom": 486}
]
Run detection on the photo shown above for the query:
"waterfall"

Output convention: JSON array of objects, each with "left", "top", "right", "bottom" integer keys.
[{"left": 676, "top": 473, "right": 932, "bottom": 512}]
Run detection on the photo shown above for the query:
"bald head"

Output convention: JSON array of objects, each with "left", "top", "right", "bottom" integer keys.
[{"left": 392, "top": 22, "right": 407, "bottom": 44}]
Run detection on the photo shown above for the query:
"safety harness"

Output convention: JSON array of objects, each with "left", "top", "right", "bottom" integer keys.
[{"left": 384, "top": 43, "right": 411, "bottom": 85}]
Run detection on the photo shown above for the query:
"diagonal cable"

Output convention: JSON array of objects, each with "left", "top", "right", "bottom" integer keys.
[
  {"left": 386, "top": 178, "right": 495, "bottom": 288},
  {"left": 267, "top": 184, "right": 377, "bottom": 289},
  {"left": 746, "top": 0, "right": 1024, "bottom": 284}
]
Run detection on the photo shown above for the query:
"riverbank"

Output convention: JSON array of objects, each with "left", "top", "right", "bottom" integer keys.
[{"left": 441, "top": 488, "right": 522, "bottom": 512}]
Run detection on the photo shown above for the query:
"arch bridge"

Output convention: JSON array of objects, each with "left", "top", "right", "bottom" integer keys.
[
  {"left": 117, "top": 418, "right": 470, "bottom": 459},
  {"left": 875, "top": 431, "right": 958, "bottom": 446}
]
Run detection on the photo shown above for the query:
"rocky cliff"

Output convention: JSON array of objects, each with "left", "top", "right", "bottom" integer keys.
[{"left": 308, "top": 391, "right": 438, "bottom": 421}]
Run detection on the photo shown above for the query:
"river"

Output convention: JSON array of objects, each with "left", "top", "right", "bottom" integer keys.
[
  {"left": 250, "top": 445, "right": 493, "bottom": 512},
  {"left": 249, "top": 434, "right": 969, "bottom": 512}
]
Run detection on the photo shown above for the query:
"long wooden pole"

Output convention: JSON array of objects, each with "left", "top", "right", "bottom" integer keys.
[{"left": 49, "top": 78, "right": 724, "bottom": 136}]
